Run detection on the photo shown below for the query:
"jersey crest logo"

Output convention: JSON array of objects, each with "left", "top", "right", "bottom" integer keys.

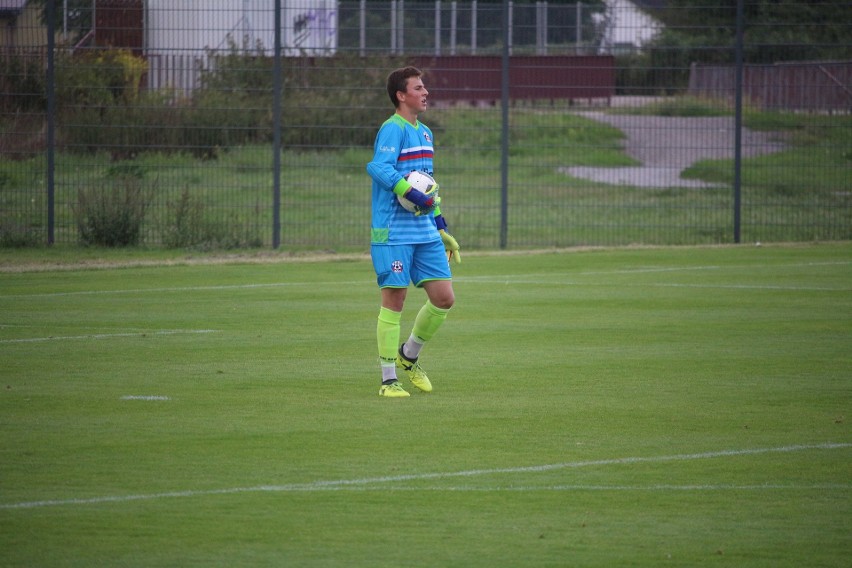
[
  {"left": 391, "top": 260, "right": 404, "bottom": 273},
  {"left": 424, "top": 133, "right": 432, "bottom": 142}
]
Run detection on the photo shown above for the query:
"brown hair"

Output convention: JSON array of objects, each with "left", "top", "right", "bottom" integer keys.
[{"left": 386, "top": 66, "right": 423, "bottom": 107}]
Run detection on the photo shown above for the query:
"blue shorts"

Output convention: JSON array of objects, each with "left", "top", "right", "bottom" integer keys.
[{"left": 371, "top": 241, "right": 452, "bottom": 288}]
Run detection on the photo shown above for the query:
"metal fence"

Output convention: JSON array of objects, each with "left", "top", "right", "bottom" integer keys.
[{"left": 1, "top": 0, "right": 850, "bottom": 250}]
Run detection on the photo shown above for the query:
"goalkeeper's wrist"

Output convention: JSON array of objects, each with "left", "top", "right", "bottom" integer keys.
[
  {"left": 434, "top": 214, "right": 448, "bottom": 232},
  {"left": 392, "top": 179, "right": 411, "bottom": 197},
  {"left": 405, "top": 188, "right": 434, "bottom": 209}
]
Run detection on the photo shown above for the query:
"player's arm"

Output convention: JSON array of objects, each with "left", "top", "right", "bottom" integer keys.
[{"left": 366, "top": 123, "right": 419, "bottom": 198}]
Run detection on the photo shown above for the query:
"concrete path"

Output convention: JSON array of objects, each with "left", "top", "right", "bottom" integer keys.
[{"left": 562, "top": 112, "right": 786, "bottom": 188}]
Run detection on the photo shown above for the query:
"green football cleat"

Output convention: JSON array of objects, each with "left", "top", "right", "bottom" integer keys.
[
  {"left": 379, "top": 381, "right": 410, "bottom": 398},
  {"left": 396, "top": 345, "right": 433, "bottom": 393}
]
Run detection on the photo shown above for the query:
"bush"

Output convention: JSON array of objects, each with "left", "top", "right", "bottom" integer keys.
[
  {"left": 73, "top": 176, "right": 155, "bottom": 247},
  {"left": 0, "top": 53, "right": 46, "bottom": 113},
  {"left": 54, "top": 41, "right": 414, "bottom": 156},
  {"left": 0, "top": 220, "right": 41, "bottom": 247},
  {"left": 162, "top": 188, "right": 205, "bottom": 248},
  {"left": 162, "top": 188, "right": 263, "bottom": 250},
  {"left": 55, "top": 49, "right": 148, "bottom": 111}
]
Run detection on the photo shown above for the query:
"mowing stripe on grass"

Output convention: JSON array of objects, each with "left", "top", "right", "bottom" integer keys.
[
  {"left": 2, "top": 260, "right": 847, "bottom": 300},
  {"left": 0, "top": 282, "right": 360, "bottom": 300},
  {"left": 2, "top": 442, "right": 848, "bottom": 510},
  {"left": 0, "top": 329, "right": 218, "bottom": 344}
]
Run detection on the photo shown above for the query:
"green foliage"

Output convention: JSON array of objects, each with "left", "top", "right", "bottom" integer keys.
[
  {"left": 54, "top": 37, "right": 405, "bottom": 156},
  {"left": 0, "top": 113, "right": 46, "bottom": 160},
  {"left": 653, "top": 0, "right": 852, "bottom": 64},
  {"left": 0, "top": 160, "right": 45, "bottom": 246},
  {"left": 55, "top": 49, "right": 148, "bottom": 111},
  {"left": 73, "top": 175, "right": 155, "bottom": 247},
  {"left": 279, "top": 55, "right": 399, "bottom": 148},
  {"left": 200, "top": 37, "right": 407, "bottom": 148},
  {"left": 0, "top": 54, "right": 46, "bottom": 113},
  {"left": 162, "top": 188, "right": 206, "bottom": 249},
  {"left": 31, "top": 0, "right": 93, "bottom": 46},
  {"left": 162, "top": 188, "right": 263, "bottom": 250},
  {"left": 0, "top": 220, "right": 41, "bottom": 247}
]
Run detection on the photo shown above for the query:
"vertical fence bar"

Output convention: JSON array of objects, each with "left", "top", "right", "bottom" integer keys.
[
  {"left": 450, "top": 1, "right": 457, "bottom": 55},
  {"left": 471, "top": 0, "right": 477, "bottom": 55},
  {"left": 359, "top": 0, "right": 366, "bottom": 56},
  {"left": 46, "top": 0, "right": 56, "bottom": 245},
  {"left": 536, "top": 1, "right": 546, "bottom": 56},
  {"left": 500, "top": 0, "right": 510, "bottom": 249},
  {"left": 399, "top": 0, "right": 405, "bottom": 55},
  {"left": 272, "top": 0, "right": 282, "bottom": 248},
  {"left": 576, "top": 2, "right": 581, "bottom": 54},
  {"left": 435, "top": 0, "right": 442, "bottom": 56},
  {"left": 508, "top": 0, "right": 513, "bottom": 56},
  {"left": 391, "top": 1, "right": 397, "bottom": 54},
  {"left": 733, "top": 0, "right": 744, "bottom": 244}
]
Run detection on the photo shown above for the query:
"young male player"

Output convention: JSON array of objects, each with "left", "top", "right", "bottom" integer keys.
[{"left": 366, "top": 66, "right": 461, "bottom": 398}]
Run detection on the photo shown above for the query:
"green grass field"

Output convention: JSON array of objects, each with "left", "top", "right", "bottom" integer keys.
[{"left": 1, "top": 243, "right": 850, "bottom": 566}]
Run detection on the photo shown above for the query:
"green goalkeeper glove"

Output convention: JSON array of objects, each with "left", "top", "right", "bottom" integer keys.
[
  {"left": 440, "top": 230, "right": 461, "bottom": 264},
  {"left": 435, "top": 215, "right": 461, "bottom": 264}
]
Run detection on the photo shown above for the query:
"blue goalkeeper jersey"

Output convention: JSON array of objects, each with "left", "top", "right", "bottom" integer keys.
[{"left": 366, "top": 114, "right": 440, "bottom": 245}]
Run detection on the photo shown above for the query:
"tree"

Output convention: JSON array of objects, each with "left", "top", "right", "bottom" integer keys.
[
  {"left": 652, "top": 0, "right": 851, "bottom": 63},
  {"left": 32, "top": 0, "right": 94, "bottom": 45}
]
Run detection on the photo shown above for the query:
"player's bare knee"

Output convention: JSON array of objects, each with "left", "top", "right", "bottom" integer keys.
[{"left": 432, "top": 291, "right": 454, "bottom": 310}]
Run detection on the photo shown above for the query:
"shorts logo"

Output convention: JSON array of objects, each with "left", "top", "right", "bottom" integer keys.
[{"left": 391, "top": 260, "right": 404, "bottom": 273}]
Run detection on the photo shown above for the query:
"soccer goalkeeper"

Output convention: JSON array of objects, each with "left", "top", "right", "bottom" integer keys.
[{"left": 366, "top": 66, "right": 461, "bottom": 398}]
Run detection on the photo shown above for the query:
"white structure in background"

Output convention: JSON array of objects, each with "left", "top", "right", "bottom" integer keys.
[
  {"left": 145, "top": 0, "right": 338, "bottom": 93},
  {"left": 595, "top": 0, "right": 662, "bottom": 54}
]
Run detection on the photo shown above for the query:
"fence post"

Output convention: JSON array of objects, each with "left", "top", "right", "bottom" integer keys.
[
  {"left": 733, "top": 0, "right": 744, "bottom": 244},
  {"left": 401, "top": 0, "right": 407, "bottom": 55},
  {"left": 272, "top": 0, "right": 282, "bottom": 248},
  {"left": 435, "top": 0, "right": 442, "bottom": 56},
  {"left": 576, "top": 2, "right": 582, "bottom": 54},
  {"left": 450, "top": 1, "right": 457, "bottom": 55},
  {"left": 359, "top": 0, "right": 366, "bottom": 57},
  {"left": 47, "top": 0, "right": 56, "bottom": 245},
  {"left": 471, "top": 0, "right": 477, "bottom": 54},
  {"left": 536, "top": 1, "right": 547, "bottom": 56},
  {"left": 500, "top": 0, "right": 510, "bottom": 249}
]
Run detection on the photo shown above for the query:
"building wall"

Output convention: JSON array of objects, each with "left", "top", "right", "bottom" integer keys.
[{"left": 0, "top": 3, "right": 46, "bottom": 51}]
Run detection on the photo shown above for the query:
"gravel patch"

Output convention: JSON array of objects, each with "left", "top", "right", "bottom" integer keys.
[{"left": 562, "top": 112, "right": 787, "bottom": 188}]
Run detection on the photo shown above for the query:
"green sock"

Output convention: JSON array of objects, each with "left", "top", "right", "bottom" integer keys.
[
  {"left": 411, "top": 300, "right": 450, "bottom": 343},
  {"left": 377, "top": 307, "right": 402, "bottom": 366}
]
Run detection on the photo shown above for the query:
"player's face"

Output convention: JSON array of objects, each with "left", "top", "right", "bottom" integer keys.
[{"left": 399, "top": 76, "right": 429, "bottom": 114}]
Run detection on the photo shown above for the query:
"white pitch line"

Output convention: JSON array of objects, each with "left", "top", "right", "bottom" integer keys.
[
  {"left": 647, "top": 283, "right": 848, "bottom": 292},
  {"left": 453, "top": 277, "right": 849, "bottom": 292},
  {"left": 263, "top": 483, "right": 852, "bottom": 492},
  {"left": 0, "top": 329, "right": 217, "bottom": 344},
  {"left": 2, "top": 442, "right": 848, "bottom": 511}
]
